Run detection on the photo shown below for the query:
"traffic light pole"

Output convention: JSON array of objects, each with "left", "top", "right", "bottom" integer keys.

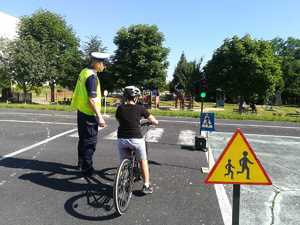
[{"left": 200, "top": 98, "right": 204, "bottom": 134}]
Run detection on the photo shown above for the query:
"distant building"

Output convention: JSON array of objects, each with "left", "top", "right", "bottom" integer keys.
[{"left": 0, "top": 11, "right": 19, "bottom": 40}]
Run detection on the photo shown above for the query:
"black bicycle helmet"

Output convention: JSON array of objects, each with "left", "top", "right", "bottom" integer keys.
[{"left": 123, "top": 86, "right": 141, "bottom": 99}]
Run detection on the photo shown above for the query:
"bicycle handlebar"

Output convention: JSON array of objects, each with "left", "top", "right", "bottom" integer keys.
[{"left": 140, "top": 121, "right": 152, "bottom": 127}]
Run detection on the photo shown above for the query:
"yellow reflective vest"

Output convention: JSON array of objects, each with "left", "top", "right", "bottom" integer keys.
[{"left": 71, "top": 68, "right": 101, "bottom": 116}]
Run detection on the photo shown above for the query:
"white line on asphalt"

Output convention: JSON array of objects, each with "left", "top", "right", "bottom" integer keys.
[
  {"left": 1, "top": 111, "right": 298, "bottom": 129},
  {"left": 177, "top": 130, "right": 195, "bottom": 146},
  {"left": 159, "top": 119, "right": 300, "bottom": 130},
  {"left": 145, "top": 128, "right": 164, "bottom": 143},
  {"left": 0, "top": 119, "right": 76, "bottom": 126},
  {"left": 0, "top": 180, "right": 7, "bottom": 186},
  {"left": 214, "top": 131, "right": 300, "bottom": 140},
  {"left": 0, "top": 111, "right": 110, "bottom": 118},
  {"left": 0, "top": 112, "right": 75, "bottom": 118},
  {"left": 0, "top": 128, "right": 77, "bottom": 162},
  {"left": 69, "top": 133, "right": 78, "bottom": 138},
  {"left": 205, "top": 145, "right": 232, "bottom": 225},
  {"left": 102, "top": 128, "right": 165, "bottom": 142},
  {"left": 216, "top": 122, "right": 300, "bottom": 130}
]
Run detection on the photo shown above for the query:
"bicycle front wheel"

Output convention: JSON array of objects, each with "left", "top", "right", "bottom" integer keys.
[{"left": 113, "top": 159, "right": 133, "bottom": 215}]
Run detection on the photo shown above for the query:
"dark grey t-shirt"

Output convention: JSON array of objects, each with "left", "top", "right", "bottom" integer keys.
[{"left": 116, "top": 104, "right": 150, "bottom": 138}]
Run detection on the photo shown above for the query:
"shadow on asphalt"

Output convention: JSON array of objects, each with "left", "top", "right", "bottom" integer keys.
[{"left": 0, "top": 157, "right": 120, "bottom": 221}]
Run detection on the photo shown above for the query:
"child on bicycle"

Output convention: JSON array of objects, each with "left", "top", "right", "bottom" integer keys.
[{"left": 116, "top": 86, "right": 158, "bottom": 194}]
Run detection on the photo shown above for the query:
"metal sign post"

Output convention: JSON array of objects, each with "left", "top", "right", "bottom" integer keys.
[
  {"left": 205, "top": 129, "right": 272, "bottom": 225},
  {"left": 232, "top": 184, "right": 241, "bottom": 225},
  {"left": 103, "top": 90, "right": 108, "bottom": 116}
]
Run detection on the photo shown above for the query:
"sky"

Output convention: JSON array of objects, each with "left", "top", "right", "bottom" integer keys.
[{"left": 1, "top": 0, "right": 300, "bottom": 81}]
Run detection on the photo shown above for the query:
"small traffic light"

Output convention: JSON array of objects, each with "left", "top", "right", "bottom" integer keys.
[
  {"left": 199, "top": 78, "right": 208, "bottom": 98},
  {"left": 200, "top": 92, "right": 206, "bottom": 98},
  {"left": 193, "top": 81, "right": 199, "bottom": 96}
]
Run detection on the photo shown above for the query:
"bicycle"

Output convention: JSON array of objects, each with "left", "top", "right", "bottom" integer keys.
[{"left": 113, "top": 121, "right": 152, "bottom": 215}]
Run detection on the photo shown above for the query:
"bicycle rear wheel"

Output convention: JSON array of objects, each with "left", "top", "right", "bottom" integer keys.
[{"left": 113, "top": 159, "right": 133, "bottom": 215}]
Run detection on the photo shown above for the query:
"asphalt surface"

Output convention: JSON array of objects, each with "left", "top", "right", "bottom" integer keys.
[
  {"left": 0, "top": 109, "right": 222, "bottom": 225},
  {"left": 0, "top": 108, "right": 299, "bottom": 225}
]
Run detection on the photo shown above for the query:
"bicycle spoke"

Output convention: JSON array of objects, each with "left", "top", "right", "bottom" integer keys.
[{"left": 113, "top": 158, "right": 135, "bottom": 214}]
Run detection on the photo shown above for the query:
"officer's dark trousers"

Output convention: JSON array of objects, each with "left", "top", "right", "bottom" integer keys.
[{"left": 77, "top": 111, "right": 98, "bottom": 171}]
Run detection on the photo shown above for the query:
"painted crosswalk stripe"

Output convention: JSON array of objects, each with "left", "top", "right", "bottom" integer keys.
[
  {"left": 145, "top": 128, "right": 164, "bottom": 143},
  {"left": 69, "top": 127, "right": 105, "bottom": 138},
  {"left": 177, "top": 130, "right": 195, "bottom": 146}
]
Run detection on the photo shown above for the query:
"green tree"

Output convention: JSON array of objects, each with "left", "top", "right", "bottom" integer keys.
[
  {"left": 171, "top": 53, "right": 188, "bottom": 91},
  {"left": 171, "top": 53, "right": 203, "bottom": 106},
  {"left": 5, "top": 36, "right": 47, "bottom": 102},
  {"left": 0, "top": 38, "right": 11, "bottom": 89},
  {"left": 18, "top": 9, "right": 81, "bottom": 102},
  {"left": 172, "top": 54, "right": 199, "bottom": 92},
  {"left": 112, "top": 24, "right": 169, "bottom": 90},
  {"left": 270, "top": 37, "right": 300, "bottom": 104},
  {"left": 59, "top": 48, "right": 84, "bottom": 90},
  {"left": 83, "top": 35, "right": 107, "bottom": 59},
  {"left": 204, "top": 35, "right": 282, "bottom": 106}
]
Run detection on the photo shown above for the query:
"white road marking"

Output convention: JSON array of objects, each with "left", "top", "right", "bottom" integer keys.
[
  {"left": 213, "top": 131, "right": 300, "bottom": 140},
  {"left": 177, "top": 130, "right": 195, "bottom": 146},
  {"left": 145, "top": 128, "right": 164, "bottom": 143},
  {"left": 205, "top": 145, "right": 232, "bottom": 225},
  {"left": 0, "top": 128, "right": 77, "bottom": 162},
  {"left": 0, "top": 180, "right": 7, "bottom": 186},
  {"left": 0, "top": 111, "right": 76, "bottom": 118},
  {"left": 0, "top": 111, "right": 110, "bottom": 118},
  {"left": 0, "top": 119, "right": 76, "bottom": 126},
  {"left": 217, "top": 122, "right": 300, "bottom": 130},
  {"left": 1, "top": 111, "right": 298, "bottom": 130},
  {"left": 103, "top": 128, "right": 165, "bottom": 142},
  {"left": 69, "top": 133, "right": 78, "bottom": 138},
  {"left": 158, "top": 119, "right": 300, "bottom": 130}
]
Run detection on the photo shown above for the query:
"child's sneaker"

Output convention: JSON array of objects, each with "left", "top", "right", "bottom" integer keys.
[{"left": 142, "top": 184, "right": 153, "bottom": 194}]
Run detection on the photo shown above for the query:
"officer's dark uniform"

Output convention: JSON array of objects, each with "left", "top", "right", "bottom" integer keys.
[{"left": 77, "top": 72, "right": 99, "bottom": 175}]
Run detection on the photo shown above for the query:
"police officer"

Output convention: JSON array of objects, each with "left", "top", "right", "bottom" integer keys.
[{"left": 71, "top": 52, "right": 109, "bottom": 177}]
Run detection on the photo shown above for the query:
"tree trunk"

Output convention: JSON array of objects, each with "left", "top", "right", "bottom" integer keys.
[
  {"left": 191, "top": 96, "right": 194, "bottom": 109},
  {"left": 149, "top": 91, "right": 152, "bottom": 109},
  {"left": 50, "top": 81, "right": 55, "bottom": 103},
  {"left": 1, "top": 88, "right": 12, "bottom": 102},
  {"left": 238, "top": 97, "right": 244, "bottom": 114},
  {"left": 23, "top": 86, "right": 27, "bottom": 104}
]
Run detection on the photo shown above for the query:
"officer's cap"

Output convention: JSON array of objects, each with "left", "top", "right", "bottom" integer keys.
[{"left": 90, "top": 52, "right": 111, "bottom": 61}]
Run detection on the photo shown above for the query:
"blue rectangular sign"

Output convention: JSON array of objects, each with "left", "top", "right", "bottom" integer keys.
[{"left": 200, "top": 113, "right": 215, "bottom": 132}]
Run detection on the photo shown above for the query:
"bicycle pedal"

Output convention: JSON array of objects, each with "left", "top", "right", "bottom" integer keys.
[{"left": 134, "top": 176, "right": 142, "bottom": 182}]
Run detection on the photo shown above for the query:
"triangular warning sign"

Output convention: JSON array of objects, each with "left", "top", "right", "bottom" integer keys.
[{"left": 205, "top": 129, "right": 272, "bottom": 185}]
